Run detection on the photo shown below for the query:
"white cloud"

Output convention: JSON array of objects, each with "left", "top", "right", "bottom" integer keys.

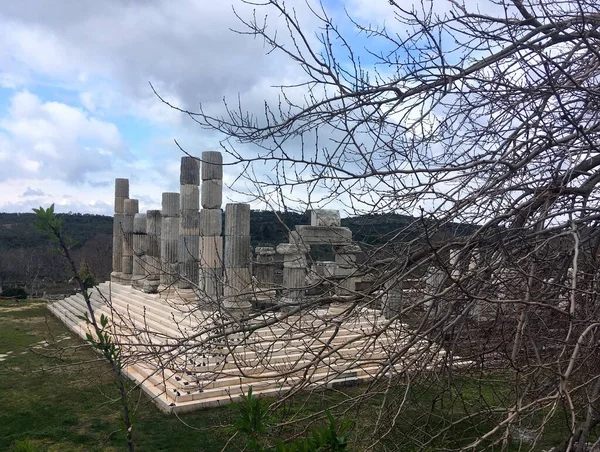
[
  {"left": 0, "top": 1, "right": 331, "bottom": 213},
  {"left": 0, "top": 91, "right": 127, "bottom": 183}
]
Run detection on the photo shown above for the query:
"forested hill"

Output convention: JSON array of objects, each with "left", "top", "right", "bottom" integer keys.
[
  {"left": 0, "top": 211, "right": 476, "bottom": 251},
  {"left": 0, "top": 213, "right": 113, "bottom": 250}
]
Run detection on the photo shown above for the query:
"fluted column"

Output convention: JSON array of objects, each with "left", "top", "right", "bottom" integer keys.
[
  {"left": 160, "top": 193, "right": 180, "bottom": 288},
  {"left": 132, "top": 213, "right": 147, "bottom": 288},
  {"left": 329, "top": 244, "right": 360, "bottom": 316},
  {"left": 111, "top": 178, "right": 128, "bottom": 283},
  {"left": 199, "top": 151, "right": 224, "bottom": 302},
  {"left": 223, "top": 203, "right": 252, "bottom": 312},
  {"left": 179, "top": 157, "right": 200, "bottom": 289},
  {"left": 143, "top": 209, "right": 161, "bottom": 293},
  {"left": 254, "top": 246, "right": 276, "bottom": 288},
  {"left": 277, "top": 243, "right": 309, "bottom": 307},
  {"left": 121, "top": 198, "right": 139, "bottom": 284}
]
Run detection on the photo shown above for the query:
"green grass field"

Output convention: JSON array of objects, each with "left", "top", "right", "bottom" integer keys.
[
  {"left": 0, "top": 298, "right": 574, "bottom": 451},
  {"left": 0, "top": 299, "right": 243, "bottom": 451}
]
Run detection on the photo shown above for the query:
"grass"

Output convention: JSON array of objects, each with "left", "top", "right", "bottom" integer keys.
[
  {"left": 0, "top": 299, "right": 240, "bottom": 451},
  {"left": 0, "top": 298, "right": 578, "bottom": 451}
]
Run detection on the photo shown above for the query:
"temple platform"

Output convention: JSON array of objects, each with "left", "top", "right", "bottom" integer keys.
[{"left": 47, "top": 282, "right": 449, "bottom": 413}]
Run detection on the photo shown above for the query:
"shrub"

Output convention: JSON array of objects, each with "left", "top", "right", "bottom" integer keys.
[
  {"left": 12, "top": 440, "right": 38, "bottom": 452},
  {"left": 1, "top": 287, "right": 28, "bottom": 299}
]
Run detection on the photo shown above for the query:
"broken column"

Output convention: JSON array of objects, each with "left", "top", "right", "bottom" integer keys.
[
  {"left": 223, "top": 203, "right": 252, "bottom": 312},
  {"left": 254, "top": 246, "right": 276, "bottom": 289},
  {"left": 179, "top": 157, "right": 200, "bottom": 289},
  {"left": 293, "top": 210, "right": 354, "bottom": 314},
  {"left": 277, "top": 242, "right": 309, "bottom": 308},
  {"left": 160, "top": 192, "right": 180, "bottom": 288},
  {"left": 382, "top": 277, "right": 405, "bottom": 319},
  {"left": 199, "top": 151, "right": 224, "bottom": 301},
  {"left": 121, "top": 198, "right": 139, "bottom": 284},
  {"left": 132, "top": 213, "right": 147, "bottom": 289},
  {"left": 144, "top": 210, "right": 161, "bottom": 293},
  {"left": 111, "top": 178, "right": 128, "bottom": 283},
  {"left": 333, "top": 244, "right": 360, "bottom": 296}
]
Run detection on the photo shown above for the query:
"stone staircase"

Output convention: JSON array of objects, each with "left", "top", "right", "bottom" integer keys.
[{"left": 47, "top": 282, "right": 443, "bottom": 413}]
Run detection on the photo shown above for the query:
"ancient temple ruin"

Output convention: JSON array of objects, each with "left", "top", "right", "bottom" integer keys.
[{"left": 48, "top": 152, "right": 449, "bottom": 413}]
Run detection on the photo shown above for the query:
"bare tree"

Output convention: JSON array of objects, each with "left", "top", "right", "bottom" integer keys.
[{"left": 147, "top": 0, "right": 600, "bottom": 450}]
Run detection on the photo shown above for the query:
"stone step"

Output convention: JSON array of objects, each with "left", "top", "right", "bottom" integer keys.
[
  {"left": 97, "top": 284, "right": 197, "bottom": 326},
  {"left": 47, "top": 281, "right": 448, "bottom": 414}
]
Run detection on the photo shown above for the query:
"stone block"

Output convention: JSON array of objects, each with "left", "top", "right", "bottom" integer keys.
[
  {"left": 121, "top": 215, "right": 134, "bottom": 234},
  {"left": 142, "top": 279, "right": 160, "bottom": 294},
  {"left": 133, "top": 213, "right": 147, "bottom": 233},
  {"left": 115, "top": 178, "right": 129, "bottom": 197},
  {"left": 161, "top": 238, "right": 179, "bottom": 263},
  {"left": 199, "top": 209, "right": 222, "bottom": 236},
  {"left": 282, "top": 266, "right": 306, "bottom": 295},
  {"left": 293, "top": 225, "right": 352, "bottom": 245},
  {"left": 276, "top": 243, "right": 309, "bottom": 255},
  {"left": 180, "top": 156, "right": 200, "bottom": 185},
  {"left": 113, "top": 213, "right": 125, "bottom": 236},
  {"left": 146, "top": 210, "right": 162, "bottom": 236},
  {"left": 162, "top": 192, "right": 180, "bottom": 217},
  {"left": 224, "top": 235, "right": 251, "bottom": 267},
  {"left": 334, "top": 265, "right": 355, "bottom": 277},
  {"left": 114, "top": 196, "right": 127, "bottom": 214},
  {"left": 112, "top": 236, "right": 123, "bottom": 272},
  {"left": 199, "top": 236, "right": 223, "bottom": 268},
  {"left": 161, "top": 217, "right": 179, "bottom": 239},
  {"left": 132, "top": 231, "right": 148, "bottom": 255},
  {"left": 201, "top": 179, "right": 222, "bottom": 209},
  {"left": 201, "top": 267, "right": 223, "bottom": 299},
  {"left": 313, "top": 261, "right": 336, "bottom": 278},
  {"left": 254, "top": 263, "right": 274, "bottom": 286},
  {"left": 283, "top": 255, "right": 307, "bottom": 268},
  {"left": 334, "top": 253, "right": 356, "bottom": 266},
  {"left": 145, "top": 255, "right": 161, "bottom": 276},
  {"left": 147, "top": 236, "right": 160, "bottom": 257},
  {"left": 133, "top": 253, "right": 147, "bottom": 277},
  {"left": 178, "top": 235, "right": 200, "bottom": 262},
  {"left": 178, "top": 260, "right": 199, "bottom": 288},
  {"left": 122, "top": 255, "right": 133, "bottom": 274},
  {"left": 180, "top": 185, "right": 200, "bottom": 211},
  {"left": 201, "top": 151, "right": 223, "bottom": 180},
  {"left": 160, "top": 262, "right": 179, "bottom": 286},
  {"left": 255, "top": 246, "right": 276, "bottom": 256},
  {"left": 224, "top": 203, "right": 250, "bottom": 236},
  {"left": 223, "top": 267, "right": 252, "bottom": 299},
  {"left": 124, "top": 199, "right": 139, "bottom": 215},
  {"left": 179, "top": 211, "right": 200, "bottom": 235},
  {"left": 332, "top": 244, "right": 361, "bottom": 254},
  {"left": 310, "top": 209, "right": 341, "bottom": 227}
]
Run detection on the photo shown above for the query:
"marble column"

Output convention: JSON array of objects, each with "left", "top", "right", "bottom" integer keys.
[
  {"left": 223, "top": 203, "right": 252, "bottom": 311},
  {"left": 329, "top": 244, "right": 360, "bottom": 316},
  {"left": 121, "top": 198, "right": 139, "bottom": 284},
  {"left": 144, "top": 209, "right": 161, "bottom": 293},
  {"left": 160, "top": 193, "right": 180, "bottom": 288},
  {"left": 132, "top": 213, "right": 147, "bottom": 289},
  {"left": 199, "top": 151, "right": 224, "bottom": 301},
  {"left": 179, "top": 156, "right": 200, "bottom": 289},
  {"left": 111, "top": 178, "right": 129, "bottom": 283},
  {"left": 254, "top": 246, "right": 276, "bottom": 288},
  {"left": 277, "top": 243, "right": 309, "bottom": 307}
]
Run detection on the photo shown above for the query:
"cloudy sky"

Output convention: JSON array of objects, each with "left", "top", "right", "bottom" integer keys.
[{"left": 0, "top": 0, "right": 393, "bottom": 215}]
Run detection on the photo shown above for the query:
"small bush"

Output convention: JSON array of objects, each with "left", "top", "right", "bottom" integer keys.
[
  {"left": 12, "top": 439, "right": 38, "bottom": 452},
  {"left": 1, "top": 287, "right": 28, "bottom": 299}
]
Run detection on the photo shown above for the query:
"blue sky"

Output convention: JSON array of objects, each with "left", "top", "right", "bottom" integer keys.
[{"left": 0, "top": 0, "right": 454, "bottom": 215}]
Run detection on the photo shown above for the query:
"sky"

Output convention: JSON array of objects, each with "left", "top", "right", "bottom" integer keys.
[
  {"left": 0, "top": 0, "right": 488, "bottom": 218},
  {"left": 0, "top": 0, "right": 384, "bottom": 215}
]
